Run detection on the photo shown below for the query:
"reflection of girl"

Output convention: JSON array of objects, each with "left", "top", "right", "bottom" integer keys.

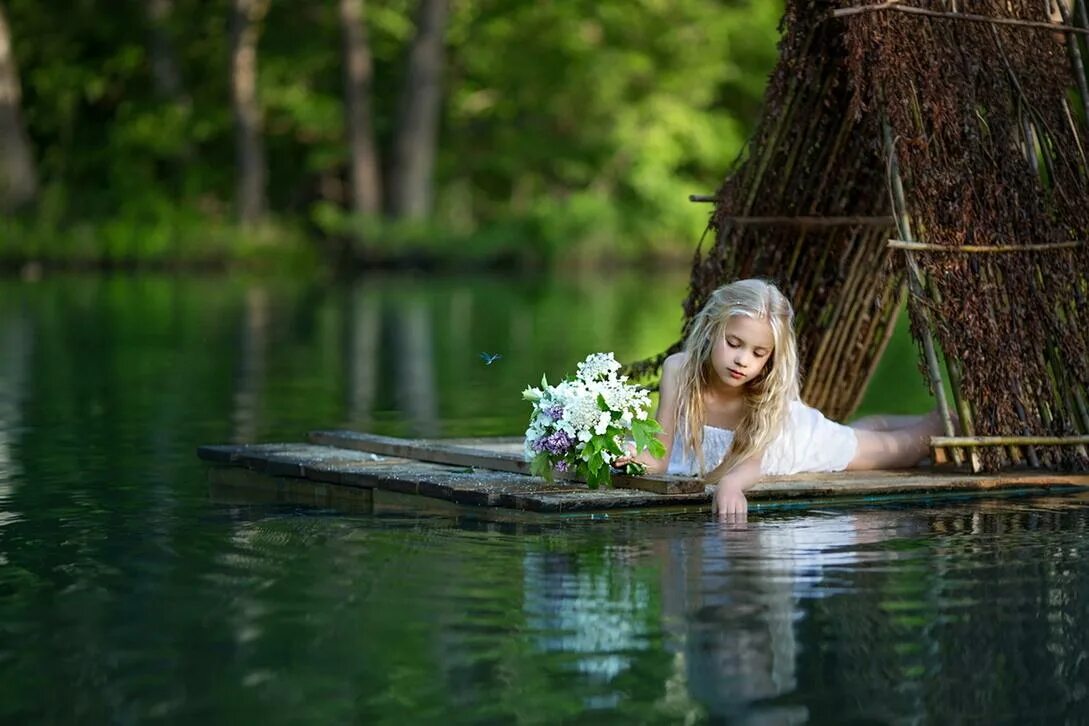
[
  {"left": 618, "top": 279, "right": 946, "bottom": 518},
  {"left": 665, "top": 512, "right": 880, "bottom": 723}
]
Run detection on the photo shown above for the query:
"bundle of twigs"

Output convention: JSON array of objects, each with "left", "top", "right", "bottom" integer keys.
[
  {"left": 842, "top": 0, "right": 1089, "bottom": 470},
  {"left": 628, "top": 0, "right": 902, "bottom": 422},
  {"left": 630, "top": 0, "right": 1089, "bottom": 472}
]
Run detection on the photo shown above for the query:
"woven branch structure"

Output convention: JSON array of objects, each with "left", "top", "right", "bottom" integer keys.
[{"left": 630, "top": 0, "right": 1089, "bottom": 472}]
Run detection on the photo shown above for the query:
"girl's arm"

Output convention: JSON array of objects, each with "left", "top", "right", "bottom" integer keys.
[
  {"left": 617, "top": 353, "right": 684, "bottom": 474},
  {"left": 712, "top": 453, "right": 764, "bottom": 519}
]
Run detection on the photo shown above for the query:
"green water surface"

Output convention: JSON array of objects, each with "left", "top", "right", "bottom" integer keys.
[{"left": 1, "top": 273, "right": 1087, "bottom": 723}]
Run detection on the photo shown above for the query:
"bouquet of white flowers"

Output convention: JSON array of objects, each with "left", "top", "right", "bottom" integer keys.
[{"left": 522, "top": 352, "right": 666, "bottom": 489}]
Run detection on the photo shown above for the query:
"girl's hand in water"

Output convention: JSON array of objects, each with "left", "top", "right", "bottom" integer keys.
[{"left": 713, "top": 481, "right": 748, "bottom": 522}]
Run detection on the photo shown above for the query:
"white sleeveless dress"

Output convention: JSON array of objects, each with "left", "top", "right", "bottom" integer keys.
[{"left": 666, "top": 400, "right": 858, "bottom": 477}]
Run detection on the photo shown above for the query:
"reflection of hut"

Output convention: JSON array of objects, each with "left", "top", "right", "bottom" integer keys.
[{"left": 632, "top": 0, "right": 1089, "bottom": 472}]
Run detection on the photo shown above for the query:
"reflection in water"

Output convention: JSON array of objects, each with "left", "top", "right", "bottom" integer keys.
[
  {"left": 346, "top": 286, "right": 380, "bottom": 429},
  {"left": 0, "top": 307, "right": 30, "bottom": 533},
  {"left": 658, "top": 521, "right": 829, "bottom": 724},
  {"left": 395, "top": 300, "right": 440, "bottom": 437},
  {"left": 523, "top": 548, "right": 651, "bottom": 689},
  {"left": 232, "top": 287, "right": 270, "bottom": 443},
  {"left": 4, "top": 274, "right": 1086, "bottom": 723}
]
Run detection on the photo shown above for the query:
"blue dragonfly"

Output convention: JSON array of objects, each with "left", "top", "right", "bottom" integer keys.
[{"left": 479, "top": 352, "right": 503, "bottom": 366}]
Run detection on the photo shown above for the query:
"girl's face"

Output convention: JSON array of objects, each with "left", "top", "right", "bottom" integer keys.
[{"left": 710, "top": 315, "right": 774, "bottom": 389}]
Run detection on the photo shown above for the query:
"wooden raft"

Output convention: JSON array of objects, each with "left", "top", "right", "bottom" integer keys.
[{"left": 196, "top": 431, "right": 1089, "bottom": 515}]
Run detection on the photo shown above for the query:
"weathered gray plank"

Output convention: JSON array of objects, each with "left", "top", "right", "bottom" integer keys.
[
  {"left": 307, "top": 429, "right": 705, "bottom": 495},
  {"left": 197, "top": 439, "right": 1089, "bottom": 514}
]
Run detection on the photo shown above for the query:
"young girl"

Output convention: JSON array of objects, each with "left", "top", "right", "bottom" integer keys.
[{"left": 617, "top": 279, "right": 946, "bottom": 519}]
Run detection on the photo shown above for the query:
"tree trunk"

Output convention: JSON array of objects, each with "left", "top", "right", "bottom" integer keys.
[
  {"left": 230, "top": 0, "right": 268, "bottom": 225},
  {"left": 144, "top": 0, "right": 186, "bottom": 102},
  {"left": 387, "top": 0, "right": 448, "bottom": 220},
  {"left": 0, "top": 2, "right": 37, "bottom": 212},
  {"left": 339, "top": 0, "right": 381, "bottom": 216}
]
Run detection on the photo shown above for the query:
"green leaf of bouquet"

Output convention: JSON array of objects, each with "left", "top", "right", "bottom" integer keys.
[
  {"left": 586, "top": 465, "right": 611, "bottom": 490},
  {"left": 597, "top": 393, "right": 609, "bottom": 411},
  {"left": 530, "top": 453, "right": 553, "bottom": 482},
  {"left": 600, "top": 467, "right": 613, "bottom": 488},
  {"left": 647, "top": 438, "right": 667, "bottom": 458}
]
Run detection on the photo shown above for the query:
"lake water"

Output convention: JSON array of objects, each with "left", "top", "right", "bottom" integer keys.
[{"left": 2, "top": 273, "right": 1087, "bottom": 723}]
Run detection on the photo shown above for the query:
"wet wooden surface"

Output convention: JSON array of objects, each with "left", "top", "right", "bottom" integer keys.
[
  {"left": 197, "top": 439, "right": 1089, "bottom": 514},
  {"left": 307, "top": 430, "right": 705, "bottom": 495}
]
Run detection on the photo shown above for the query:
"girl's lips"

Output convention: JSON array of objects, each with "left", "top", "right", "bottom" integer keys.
[{"left": 727, "top": 368, "right": 744, "bottom": 379}]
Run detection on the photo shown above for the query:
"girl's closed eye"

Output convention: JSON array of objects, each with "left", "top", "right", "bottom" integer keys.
[{"left": 754, "top": 348, "right": 769, "bottom": 358}]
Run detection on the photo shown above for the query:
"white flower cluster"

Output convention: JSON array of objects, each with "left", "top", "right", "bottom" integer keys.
[
  {"left": 522, "top": 352, "right": 653, "bottom": 468},
  {"left": 575, "top": 352, "right": 623, "bottom": 382}
]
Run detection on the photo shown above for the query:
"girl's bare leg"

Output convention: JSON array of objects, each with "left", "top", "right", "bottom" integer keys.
[
  {"left": 849, "top": 414, "right": 929, "bottom": 432},
  {"left": 847, "top": 410, "right": 946, "bottom": 470}
]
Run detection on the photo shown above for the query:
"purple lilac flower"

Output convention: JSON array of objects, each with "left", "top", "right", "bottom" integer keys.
[
  {"left": 539, "top": 429, "right": 574, "bottom": 455},
  {"left": 555, "top": 460, "right": 570, "bottom": 473},
  {"left": 544, "top": 403, "right": 564, "bottom": 420}
]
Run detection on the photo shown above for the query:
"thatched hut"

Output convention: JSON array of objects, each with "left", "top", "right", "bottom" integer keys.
[{"left": 633, "top": 0, "right": 1089, "bottom": 472}]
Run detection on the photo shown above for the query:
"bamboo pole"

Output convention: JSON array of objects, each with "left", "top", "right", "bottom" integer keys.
[
  {"left": 887, "top": 239, "right": 1085, "bottom": 252},
  {"left": 1059, "top": 0, "right": 1089, "bottom": 127},
  {"left": 737, "top": 30, "right": 814, "bottom": 216},
  {"left": 923, "top": 275, "right": 990, "bottom": 471},
  {"left": 1044, "top": 354, "right": 1089, "bottom": 458},
  {"left": 839, "top": 277, "right": 907, "bottom": 417},
  {"left": 824, "top": 251, "right": 898, "bottom": 416},
  {"left": 703, "top": 32, "right": 816, "bottom": 293},
  {"left": 808, "top": 232, "right": 874, "bottom": 408},
  {"left": 1012, "top": 396, "right": 1042, "bottom": 467},
  {"left": 788, "top": 101, "right": 897, "bottom": 417},
  {"left": 1076, "top": 386, "right": 1089, "bottom": 434},
  {"left": 1058, "top": 98, "right": 1089, "bottom": 183},
  {"left": 794, "top": 131, "right": 881, "bottom": 390},
  {"left": 832, "top": 2, "right": 1089, "bottom": 35},
  {"left": 1010, "top": 52, "right": 1088, "bottom": 467},
  {"left": 691, "top": 212, "right": 894, "bottom": 227},
  {"left": 976, "top": 262, "right": 1024, "bottom": 467},
  {"left": 932, "top": 435, "right": 1089, "bottom": 447},
  {"left": 773, "top": 73, "right": 838, "bottom": 200},
  {"left": 771, "top": 70, "right": 839, "bottom": 300},
  {"left": 883, "top": 120, "right": 964, "bottom": 467}
]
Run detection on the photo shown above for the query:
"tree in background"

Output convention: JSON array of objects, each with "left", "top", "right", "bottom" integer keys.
[
  {"left": 144, "top": 0, "right": 186, "bottom": 103},
  {"left": 230, "top": 0, "right": 269, "bottom": 225},
  {"left": 387, "top": 0, "right": 448, "bottom": 221},
  {"left": 0, "top": 0, "right": 782, "bottom": 268},
  {"left": 339, "top": 0, "right": 381, "bottom": 217},
  {"left": 0, "top": 0, "right": 36, "bottom": 212}
]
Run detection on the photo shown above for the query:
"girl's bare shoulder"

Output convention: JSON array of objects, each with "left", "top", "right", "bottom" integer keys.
[{"left": 662, "top": 351, "right": 689, "bottom": 377}]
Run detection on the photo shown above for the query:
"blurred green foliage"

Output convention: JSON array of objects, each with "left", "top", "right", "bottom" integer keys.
[{"left": 0, "top": 0, "right": 782, "bottom": 269}]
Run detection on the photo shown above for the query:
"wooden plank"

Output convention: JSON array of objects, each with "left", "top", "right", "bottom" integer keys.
[
  {"left": 931, "top": 435, "right": 1089, "bottom": 447},
  {"left": 198, "top": 442, "right": 1089, "bottom": 514},
  {"left": 306, "top": 429, "right": 705, "bottom": 495},
  {"left": 208, "top": 466, "right": 375, "bottom": 513}
]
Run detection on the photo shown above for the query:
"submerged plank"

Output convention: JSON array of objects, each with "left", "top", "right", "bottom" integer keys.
[{"left": 307, "top": 429, "right": 705, "bottom": 495}]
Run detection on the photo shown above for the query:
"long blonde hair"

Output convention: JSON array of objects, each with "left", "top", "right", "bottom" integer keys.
[{"left": 674, "top": 279, "right": 801, "bottom": 477}]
